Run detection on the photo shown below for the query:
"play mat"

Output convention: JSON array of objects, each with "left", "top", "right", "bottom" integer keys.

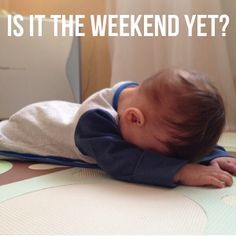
[{"left": 0, "top": 132, "right": 235, "bottom": 234}]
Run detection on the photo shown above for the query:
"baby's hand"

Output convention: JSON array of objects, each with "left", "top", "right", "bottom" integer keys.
[
  {"left": 210, "top": 157, "right": 236, "bottom": 175},
  {"left": 174, "top": 163, "right": 233, "bottom": 188}
]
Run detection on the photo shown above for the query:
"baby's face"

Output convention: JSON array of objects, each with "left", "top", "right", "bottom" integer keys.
[{"left": 137, "top": 125, "right": 171, "bottom": 155}]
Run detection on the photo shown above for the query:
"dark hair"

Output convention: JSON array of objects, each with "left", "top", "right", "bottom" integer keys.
[{"left": 140, "top": 68, "right": 226, "bottom": 161}]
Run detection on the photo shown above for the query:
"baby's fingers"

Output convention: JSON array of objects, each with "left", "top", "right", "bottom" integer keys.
[
  {"left": 221, "top": 160, "right": 236, "bottom": 175},
  {"left": 205, "top": 176, "right": 227, "bottom": 188},
  {"left": 205, "top": 172, "right": 233, "bottom": 188},
  {"left": 216, "top": 172, "right": 233, "bottom": 186}
]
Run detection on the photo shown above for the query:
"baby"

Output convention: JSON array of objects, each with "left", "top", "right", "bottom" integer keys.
[
  {"left": 0, "top": 68, "right": 235, "bottom": 188},
  {"left": 117, "top": 69, "right": 235, "bottom": 187}
]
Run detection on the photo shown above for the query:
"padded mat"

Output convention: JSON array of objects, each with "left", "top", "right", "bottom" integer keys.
[{"left": 0, "top": 132, "right": 235, "bottom": 234}]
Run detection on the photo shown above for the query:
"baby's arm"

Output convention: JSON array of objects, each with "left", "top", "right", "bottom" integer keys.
[{"left": 75, "top": 109, "right": 188, "bottom": 188}]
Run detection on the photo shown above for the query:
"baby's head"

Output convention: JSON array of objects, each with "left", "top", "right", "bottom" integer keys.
[{"left": 119, "top": 68, "right": 225, "bottom": 161}]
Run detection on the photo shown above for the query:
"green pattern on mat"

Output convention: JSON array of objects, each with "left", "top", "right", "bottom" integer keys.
[
  {"left": 0, "top": 161, "right": 12, "bottom": 174},
  {"left": 177, "top": 177, "right": 236, "bottom": 234}
]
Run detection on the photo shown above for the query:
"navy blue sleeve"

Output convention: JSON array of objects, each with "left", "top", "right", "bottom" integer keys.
[
  {"left": 199, "top": 145, "right": 234, "bottom": 165},
  {"left": 75, "top": 109, "right": 187, "bottom": 188}
]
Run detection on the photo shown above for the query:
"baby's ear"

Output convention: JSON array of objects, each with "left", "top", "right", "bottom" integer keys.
[{"left": 124, "top": 107, "right": 145, "bottom": 127}]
